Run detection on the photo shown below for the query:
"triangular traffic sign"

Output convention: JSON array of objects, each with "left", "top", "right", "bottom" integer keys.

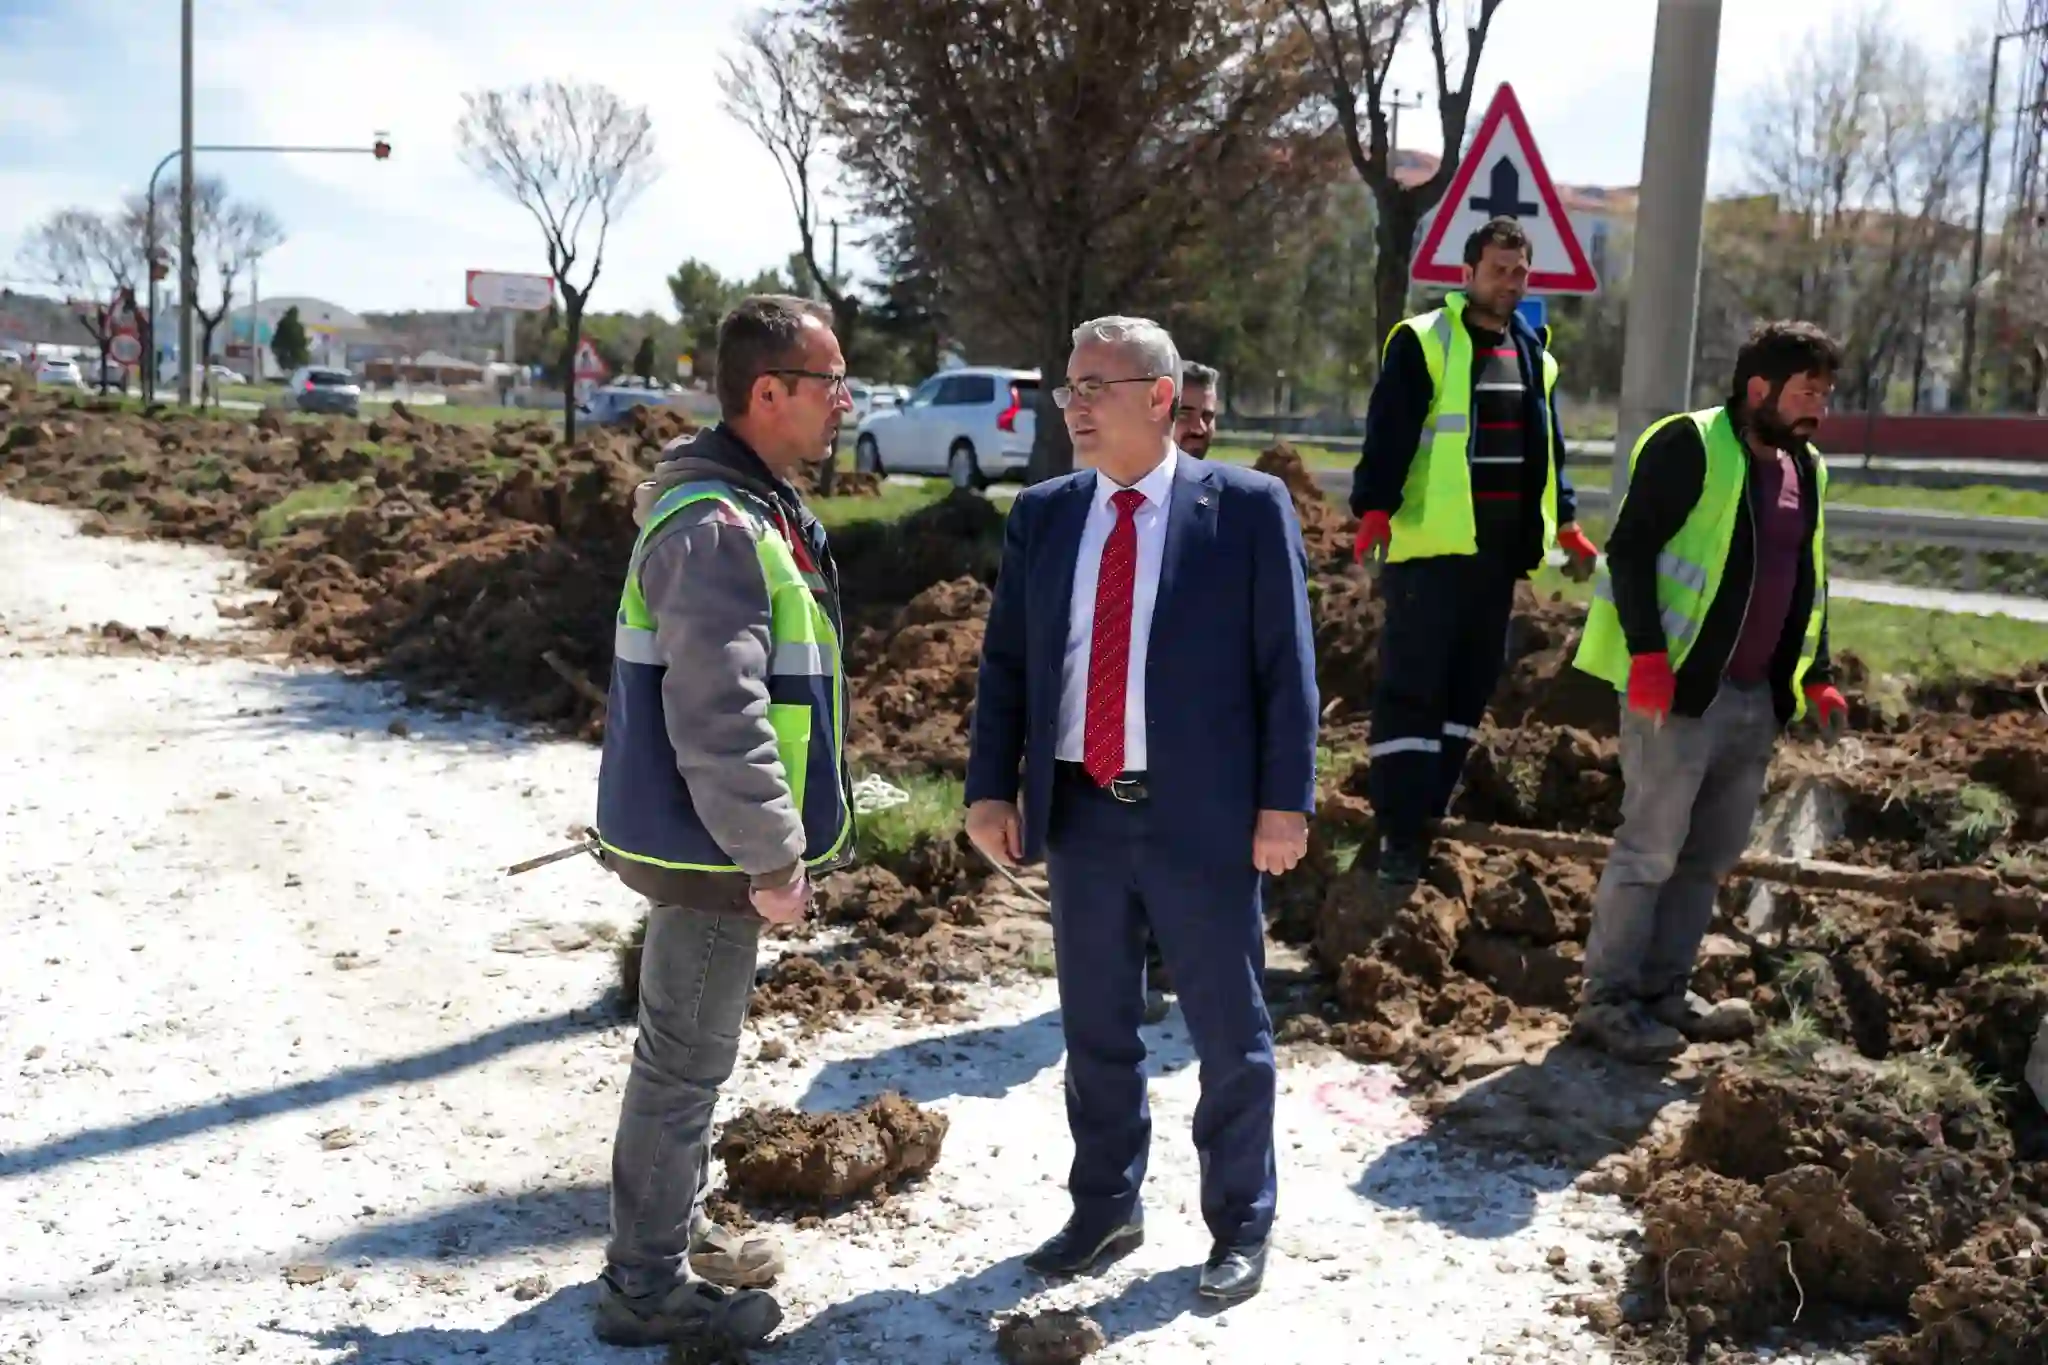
[{"left": 1410, "top": 83, "right": 1600, "bottom": 295}]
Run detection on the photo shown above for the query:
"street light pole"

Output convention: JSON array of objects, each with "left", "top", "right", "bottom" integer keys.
[
  {"left": 1614, "top": 0, "right": 1723, "bottom": 493},
  {"left": 140, "top": 141, "right": 392, "bottom": 403},
  {"left": 178, "top": 0, "right": 196, "bottom": 406}
]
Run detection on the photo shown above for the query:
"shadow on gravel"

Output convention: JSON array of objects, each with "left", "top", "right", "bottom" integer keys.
[
  {"left": 196, "top": 667, "right": 554, "bottom": 750},
  {"left": 326, "top": 1180, "right": 609, "bottom": 1265},
  {"left": 0, "top": 1005, "right": 613, "bottom": 1181},
  {"left": 797, "top": 1006, "right": 1197, "bottom": 1110},
  {"left": 277, "top": 1281, "right": 609, "bottom": 1364},
  {"left": 1352, "top": 1042, "right": 1693, "bottom": 1238}
]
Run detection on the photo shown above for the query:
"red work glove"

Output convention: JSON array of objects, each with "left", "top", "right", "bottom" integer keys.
[
  {"left": 1626, "top": 652, "right": 1676, "bottom": 723},
  {"left": 1557, "top": 523, "right": 1600, "bottom": 583},
  {"left": 1804, "top": 683, "right": 1849, "bottom": 744},
  {"left": 1353, "top": 511, "right": 1391, "bottom": 571}
]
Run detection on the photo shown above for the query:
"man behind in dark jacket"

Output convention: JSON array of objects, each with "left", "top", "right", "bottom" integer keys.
[
  {"left": 1350, "top": 217, "right": 1600, "bottom": 885},
  {"left": 1570, "top": 320, "right": 1850, "bottom": 1062}
]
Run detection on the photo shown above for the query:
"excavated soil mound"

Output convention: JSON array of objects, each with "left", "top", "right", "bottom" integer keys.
[
  {"left": 1253, "top": 442, "right": 1355, "bottom": 569},
  {"left": 845, "top": 576, "right": 989, "bottom": 773},
  {"left": 832, "top": 488, "right": 1007, "bottom": 618},
  {"left": 995, "top": 1310, "right": 1107, "bottom": 1365},
  {"left": 713, "top": 1092, "right": 947, "bottom": 1208},
  {"left": 1613, "top": 1059, "right": 2047, "bottom": 1363}
]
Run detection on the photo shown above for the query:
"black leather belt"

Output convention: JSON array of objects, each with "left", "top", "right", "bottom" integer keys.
[{"left": 1056, "top": 762, "right": 1150, "bottom": 804}]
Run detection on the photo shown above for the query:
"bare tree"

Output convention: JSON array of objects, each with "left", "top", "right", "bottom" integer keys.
[
  {"left": 15, "top": 207, "right": 145, "bottom": 391},
  {"left": 721, "top": 10, "right": 854, "bottom": 333},
  {"left": 456, "top": 80, "right": 658, "bottom": 440},
  {"left": 722, "top": 10, "right": 852, "bottom": 492},
  {"left": 1706, "top": 15, "right": 1982, "bottom": 412},
  {"left": 184, "top": 178, "right": 284, "bottom": 406},
  {"left": 1287, "top": 0, "right": 1507, "bottom": 346},
  {"left": 817, "top": 0, "right": 1320, "bottom": 479}
]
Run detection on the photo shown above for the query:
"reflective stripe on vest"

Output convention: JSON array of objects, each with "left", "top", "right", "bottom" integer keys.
[
  {"left": 1386, "top": 291, "right": 1562, "bottom": 563},
  {"left": 597, "top": 479, "right": 852, "bottom": 872},
  {"left": 1572, "top": 406, "right": 1830, "bottom": 719}
]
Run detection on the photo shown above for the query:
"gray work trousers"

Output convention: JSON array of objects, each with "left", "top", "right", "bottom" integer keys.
[
  {"left": 603, "top": 899, "right": 762, "bottom": 1299},
  {"left": 1582, "top": 680, "right": 1778, "bottom": 1004}
]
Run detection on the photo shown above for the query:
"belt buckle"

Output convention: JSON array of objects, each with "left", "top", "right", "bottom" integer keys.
[{"left": 1108, "top": 775, "right": 1143, "bottom": 804}]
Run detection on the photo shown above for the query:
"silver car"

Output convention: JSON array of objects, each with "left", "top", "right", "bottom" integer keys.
[
  {"left": 851, "top": 366, "right": 1039, "bottom": 488},
  {"left": 289, "top": 366, "right": 361, "bottom": 417}
]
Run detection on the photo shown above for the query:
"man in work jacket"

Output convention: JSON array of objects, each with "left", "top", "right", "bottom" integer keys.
[
  {"left": 1571, "top": 319, "right": 1851, "bottom": 1063},
  {"left": 1350, "top": 216, "right": 1600, "bottom": 886},
  {"left": 591, "top": 295, "right": 856, "bottom": 1350}
]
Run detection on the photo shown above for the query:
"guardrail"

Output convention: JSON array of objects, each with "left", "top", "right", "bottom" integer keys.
[
  {"left": 1304, "top": 467, "right": 2048, "bottom": 591},
  {"left": 1569, "top": 484, "right": 2046, "bottom": 591}
]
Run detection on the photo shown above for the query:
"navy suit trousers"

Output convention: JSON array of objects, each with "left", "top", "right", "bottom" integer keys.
[{"left": 1045, "top": 768, "right": 1277, "bottom": 1249}]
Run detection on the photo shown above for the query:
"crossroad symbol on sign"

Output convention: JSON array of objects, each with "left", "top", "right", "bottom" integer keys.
[{"left": 1409, "top": 82, "right": 1599, "bottom": 295}]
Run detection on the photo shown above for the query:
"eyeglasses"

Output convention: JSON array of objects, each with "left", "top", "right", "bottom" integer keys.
[
  {"left": 765, "top": 368, "right": 850, "bottom": 397},
  {"left": 1051, "top": 376, "right": 1159, "bottom": 409}
]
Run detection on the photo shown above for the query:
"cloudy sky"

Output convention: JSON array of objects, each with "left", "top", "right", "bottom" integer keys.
[{"left": 0, "top": 0, "right": 2011, "bottom": 318}]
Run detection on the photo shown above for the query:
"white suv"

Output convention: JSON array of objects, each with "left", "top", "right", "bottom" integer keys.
[{"left": 851, "top": 366, "right": 1039, "bottom": 488}]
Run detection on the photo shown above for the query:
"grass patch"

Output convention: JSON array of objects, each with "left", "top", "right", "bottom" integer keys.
[
  {"left": 854, "top": 772, "right": 964, "bottom": 860},
  {"left": 1755, "top": 1006, "right": 1828, "bottom": 1070},
  {"left": 1826, "top": 600, "right": 2048, "bottom": 680},
  {"left": 1948, "top": 783, "right": 2018, "bottom": 861},
  {"left": 1875, "top": 1045, "right": 2006, "bottom": 1117},
  {"left": 813, "top": 481, "right": 950, "bottom": 531},
  {"left": 253, "top": 481, "right": 361, "bottom": 543}
]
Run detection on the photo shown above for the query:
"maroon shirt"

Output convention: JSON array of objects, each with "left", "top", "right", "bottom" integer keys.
[{"left": 1724, "top": 449, "right": 1804, "bottom": 685}]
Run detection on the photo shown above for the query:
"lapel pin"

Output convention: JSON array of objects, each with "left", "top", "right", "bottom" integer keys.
[{"left": 1197, "top": 495, "right": 1210, "bottom": 507}]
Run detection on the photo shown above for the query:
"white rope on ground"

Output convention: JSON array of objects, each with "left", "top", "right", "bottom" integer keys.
[{"left": 851, "top": 773, "right": 910, "bottom": 815}]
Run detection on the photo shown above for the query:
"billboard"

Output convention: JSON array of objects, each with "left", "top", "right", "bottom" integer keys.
[{"left": 465, "top": 270, "right": 554, "bottom": 311}]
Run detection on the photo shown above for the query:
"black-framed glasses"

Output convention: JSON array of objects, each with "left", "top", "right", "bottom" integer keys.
[
  {"left": 1051, "top": 376, "right": 1159, "bottom": 409},
  {"left": 765, "top": 368, "right": 850, "bottom": 397}
]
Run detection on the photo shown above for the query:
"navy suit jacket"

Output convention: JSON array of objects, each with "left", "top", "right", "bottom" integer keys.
[{"left": 964, "top": 455, "right": 1320, "bottom": 869}]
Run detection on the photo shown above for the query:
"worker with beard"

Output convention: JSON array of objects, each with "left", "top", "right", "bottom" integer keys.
[
  {"left": 1570, "top": 319, "right": 1850, "bottom": 1062},
  {"left": 1350, "top": 217, "right": 1599, "bottom": 886}
]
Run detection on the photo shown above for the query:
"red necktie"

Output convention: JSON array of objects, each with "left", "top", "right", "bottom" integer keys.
[{"left": 1083, "top": 488, "right": 1146, "bottom": 785}]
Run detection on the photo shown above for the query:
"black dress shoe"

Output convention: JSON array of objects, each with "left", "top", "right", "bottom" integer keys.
[
  {"left": 1022, "top": 1215, "right": 1144, "bottom": 1277},
  {"left": 1197, "top": 1240, "right": 1268, "bottom": 1302}
]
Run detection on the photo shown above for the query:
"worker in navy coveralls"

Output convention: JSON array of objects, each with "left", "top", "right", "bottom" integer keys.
[{"left": 964, "top": 315, "right": 1319, "bottom": 1304}]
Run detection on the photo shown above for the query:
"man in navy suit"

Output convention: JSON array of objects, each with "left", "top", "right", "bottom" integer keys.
[{"left": 965, "top": 316, "right": 1319, "bottom": 1304}]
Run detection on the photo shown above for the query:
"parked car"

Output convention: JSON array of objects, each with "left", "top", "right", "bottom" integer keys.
[
  {"left": 852, "top": 366, "right": 1038, "bottom": 488},
  {"left": 34, "top": 358, "right": 85, "bottom": 390},
  {"left": 288, "top": 365, "right": 362, "bottom": 417},
  {"left": 579, "top": 384, "right": 675, "bottom": 428},
  {"left": 0, "top": 348, "right": 24, "bottom": 369},
  {"left": 845, "top": 378, "right": 876, "bottom": 423}
]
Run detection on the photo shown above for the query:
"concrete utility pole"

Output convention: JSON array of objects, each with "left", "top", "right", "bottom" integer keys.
[
  {"left": 1614, "top": 0, "right": 1723, "bottom": 493},
  {"left": 178, "top": 0, "right": 197, "bottom": 406}
]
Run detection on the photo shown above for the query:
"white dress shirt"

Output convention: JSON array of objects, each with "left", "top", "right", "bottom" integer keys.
[{"left": 1055, "top": 443, "right": 1179, "bottom": 770}]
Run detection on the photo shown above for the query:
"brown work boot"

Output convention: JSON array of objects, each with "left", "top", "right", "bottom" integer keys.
[
  {"left": 1647, "top": 990, "right": 1756, "bottom": 1043},
  {"left": 1569, "top": 1000, "right": 1686, "bottom": 1064},
  {"left": 592, "top": 1278, "right": 783, "bottom": 1348},
  {"left": 689, "top": 1216, "right": 785, "bottom": 1288}
]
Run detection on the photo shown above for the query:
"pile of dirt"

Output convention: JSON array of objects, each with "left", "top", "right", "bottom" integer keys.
[
  {"left": 845, "top": 576, "right": 990, "bottom": 773},
  {"left": 995, "top": 1310, "right": 1106, "bottom": 1365},
  {"left": 713, "top": 1092, "right": 947, "bottom": 1209},
  {"left": 1607, "top": 1057, "right": 2048, "bottom": 1363},
  {"left": 751, "top": 834, "right": 1055, "bottom": 1031},
  {"left": 1253, "top": 442, "right": 1355, "bottom": 569},
  {"left": 831, "top": 488, "right": 1007, "bottom": 620},
  {"left": 1282, "top": 836, "right": 1609, "bottom": 1080}
]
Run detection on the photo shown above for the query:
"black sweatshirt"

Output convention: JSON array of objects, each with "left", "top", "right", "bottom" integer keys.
[
  {"left": 1350, "top": 311, "right": 1579, "bottom": 576},
  {"left": 1603, "top": 407, "right": 1834, "bottom": 725}
]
